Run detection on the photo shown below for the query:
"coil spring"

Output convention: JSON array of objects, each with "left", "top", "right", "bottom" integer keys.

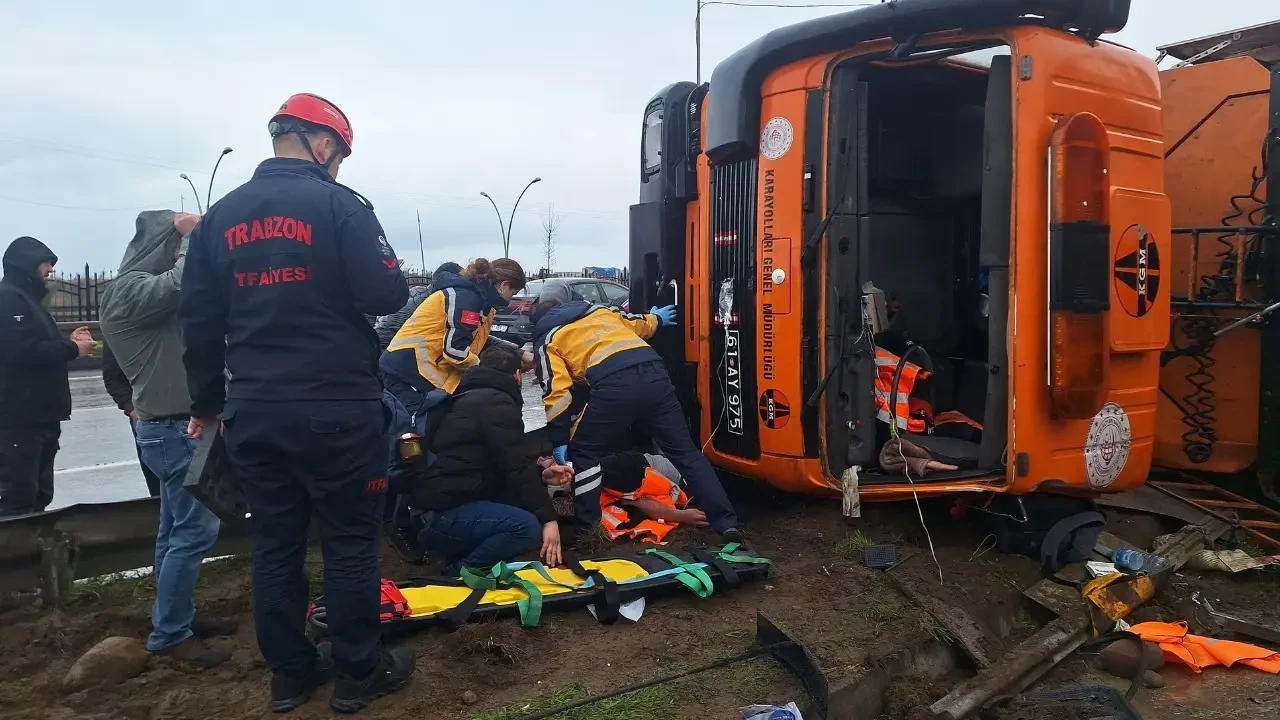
[{"left": 1176, "top": 135, "right": 1273, "bottom": 463}]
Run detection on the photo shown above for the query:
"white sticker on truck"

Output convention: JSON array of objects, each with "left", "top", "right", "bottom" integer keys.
[
  {"left": 760, "top": 117, "right": 794, "bottom": 161},
  {"left": 1084, "top": 402, "right": 1131, "bottom": 488}
]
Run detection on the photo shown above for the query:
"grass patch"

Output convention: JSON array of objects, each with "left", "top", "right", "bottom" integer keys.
[
  {"left": 65, "top": 571, "right": 156, "bottom": 612},
  {"left": 575, "top": 524, "right": 615, "bottom": 558},
  {"left": 63, "top": 554, "right": 254, "bottom": 613},
  {"left": 918, "top": 614, "right": 955, "bottom": 645},
  {"left": 473, "top": 681, "right": 676, "bottom": 720},
  {"left": 835, "top": 531, "right": 875, "bottom": 561},
  {"left": 730, "top": 657, "right": 786, "bottom": 700},
  {"left": 862, "top": 602, "right": 902, "bottom": 626}
]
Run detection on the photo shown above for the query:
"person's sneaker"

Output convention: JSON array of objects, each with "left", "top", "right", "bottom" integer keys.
[
  {"left": 154, "top": 636, "right": 232, "bottom": 669},
  {"left": 329, "top": 647, "right": 415, "bottom": 714},
  {"left": 191, "top": 616, "right": 240, "bottom": 639},
  {"left": 271, "top": 642, "right": 334, "bottom": 713}
]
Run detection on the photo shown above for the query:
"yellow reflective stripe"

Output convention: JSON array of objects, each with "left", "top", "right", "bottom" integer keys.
[
  {"left": 385, "top": 336, "right": 448, "bottom": 388},
  {"left": 587, "top": 338, "right": 648, "bottom": 367}
]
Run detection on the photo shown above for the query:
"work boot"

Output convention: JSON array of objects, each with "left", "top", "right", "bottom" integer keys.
[
  {"left": 721, "top": 527, "right": 749, "bottom": 549},
  {"left": 191, "top": 616, "right": 240, "bottom": 639},
  {"left": 329, "top": 647, "right": 415, "bottom": 714},
  {"left": 154, "top": 636, "right": 232, "bottom": 669},
  {"left": 271, "top": 642, "right": 334, "bottom": 714},
  {"left": 385, "top": 524, "right": 429, "bottom": 565}
]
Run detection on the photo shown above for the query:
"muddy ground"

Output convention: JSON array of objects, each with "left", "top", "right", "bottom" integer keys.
[{"left": 1, "top": 484, "right": 1277, "bottom": 720}]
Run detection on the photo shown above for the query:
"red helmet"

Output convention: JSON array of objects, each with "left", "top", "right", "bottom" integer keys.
[{"left": 269, "top": 93, "right": 353, "bottom": 156}]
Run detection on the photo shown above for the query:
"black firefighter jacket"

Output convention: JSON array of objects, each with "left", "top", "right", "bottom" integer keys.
[
  {"left": 412, "top": 366, "right": 557, "bottom": 525},
  {"left": 0, "top": 237, "right": 78, "bottom": 428},
  {"left": 180, "top": 158, "right": 409, "bottom": 417}
]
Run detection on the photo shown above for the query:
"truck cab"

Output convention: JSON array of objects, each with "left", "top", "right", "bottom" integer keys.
[{"left": 629, "top": 0, "right": 1167, "bottom": 501}]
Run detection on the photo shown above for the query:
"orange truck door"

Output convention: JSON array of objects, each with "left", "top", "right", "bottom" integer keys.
[{"left": 1006, "top": 29, "right": 1168, "bottom": 494}]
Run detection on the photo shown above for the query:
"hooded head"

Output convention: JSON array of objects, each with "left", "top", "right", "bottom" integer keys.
[
  {"left": 530, "top": 279, "right": 573, "bottom": 324},
  {"left": 2, "top": 236, "right": 58, "bottom": 295},
  {"left": 117, "top": 210, "right": 184, "bottom": 275},
  {"left": 434, "top": 261, "right": 462, "bottom": 277}
]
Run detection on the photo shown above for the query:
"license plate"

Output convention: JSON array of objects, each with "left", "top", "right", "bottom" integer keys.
[{"left": 492, "top": 325, "right": 508, "bottom": 333}]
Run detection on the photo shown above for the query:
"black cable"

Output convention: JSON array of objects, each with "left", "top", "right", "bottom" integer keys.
[{"left": 516, "top": 642, "right": 794, "bottom": 720}]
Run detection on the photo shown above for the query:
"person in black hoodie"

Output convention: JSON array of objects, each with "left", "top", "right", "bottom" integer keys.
[
  {"left": 0, "top": 237, "right": 95, "bottom": 516},
  {"left": 411, "top": 343, "right": 569, "bottom": 573}
]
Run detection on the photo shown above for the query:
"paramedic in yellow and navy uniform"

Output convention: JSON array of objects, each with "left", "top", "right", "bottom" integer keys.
[
  {"left": 379, "top": 257, "right": 532, "bottom": 415},
  {"left": 531, "top": 280, "right": 742, "bottom": 541}
]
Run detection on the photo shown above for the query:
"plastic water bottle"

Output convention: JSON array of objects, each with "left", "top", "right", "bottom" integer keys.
[{"left": 1113, "top": 548, "right": 1171, "bottom": 574}]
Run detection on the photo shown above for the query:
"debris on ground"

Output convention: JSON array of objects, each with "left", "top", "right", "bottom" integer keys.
[{"left": 742, "top": 701, "right": 804, "bottom": 719}]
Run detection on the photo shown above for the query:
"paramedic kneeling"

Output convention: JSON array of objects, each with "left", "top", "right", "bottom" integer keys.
[
  {"left": 180, "top": 94, "right": 412, "bottom": 714},
  {"left": 411, "top": 344, "right": 566, "bottom": 573},
  {"left": 531, "top": 280, "right": 741, "bottom": 541}
]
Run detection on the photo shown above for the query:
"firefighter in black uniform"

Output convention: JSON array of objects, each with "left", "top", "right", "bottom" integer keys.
[{"left": 180, "top": 93, "right": 412, "bottom": 715}]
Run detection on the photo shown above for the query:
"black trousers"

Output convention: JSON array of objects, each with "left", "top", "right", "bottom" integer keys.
[
  {"left": 222, "top": 399, "right": 388, "bottom": 680},
  {"left": 0, "top": 425, "right": 59, "bottom": 516},
  {"left": 567, "top": 361, "right": 740, "bottom": 533}
]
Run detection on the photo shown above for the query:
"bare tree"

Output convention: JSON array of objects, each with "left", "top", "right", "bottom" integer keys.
[{"left": 540, "top": 204, "right": 562, "bottom": 276}]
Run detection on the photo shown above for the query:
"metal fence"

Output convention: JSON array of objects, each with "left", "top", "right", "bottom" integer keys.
[
  {"left": 48, "top": 266, "right": 112, "bottom": 323},
  {"left": 43, "top": 267, "right": 628, "bottom": 322}
]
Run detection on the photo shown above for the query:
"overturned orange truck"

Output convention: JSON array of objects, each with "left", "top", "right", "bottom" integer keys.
[
  {"left": 1155, "top": 22, "right": 1280, "bottom": 501},
  {"left": 627, "top": 0, "right": 1276, "bottom": 504}
]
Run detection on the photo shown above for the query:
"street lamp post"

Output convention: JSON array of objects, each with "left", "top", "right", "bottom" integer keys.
[
  {"left": 177, "top": 146, "right": 234, "bottom": 214},
  {"left": 479, "top": 177, "right": 542, "bottom": 257},
  {"left": 207, "top": 147, "right": 233, "bottom": 210},
  {"left": 179, "top": 174, "right": 203, "bottom": 213}
]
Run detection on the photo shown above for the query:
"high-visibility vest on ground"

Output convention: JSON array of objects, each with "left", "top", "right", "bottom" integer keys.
[
  {"left": 874, "top": 347, "right": 930, "bottom": 433},
  {"left": 599, "top": 467, "right": 690, "bottom": 543},
  {"left": 1131, "top": 621, "right": 1280, "bottom": 674}
]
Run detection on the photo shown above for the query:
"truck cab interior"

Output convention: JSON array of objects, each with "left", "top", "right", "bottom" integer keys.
[{"left": 823, "top": 44, "right": 1013, "bottom": 485}]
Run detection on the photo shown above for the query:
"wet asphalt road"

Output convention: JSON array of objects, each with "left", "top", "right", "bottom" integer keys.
[{"left": 53, "top": 370, "right": 549, "bottom": 510}]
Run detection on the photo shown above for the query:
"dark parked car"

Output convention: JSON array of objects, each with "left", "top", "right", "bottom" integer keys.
[{"left": 491, "top": 278, "right": 630, "bottom": 344}]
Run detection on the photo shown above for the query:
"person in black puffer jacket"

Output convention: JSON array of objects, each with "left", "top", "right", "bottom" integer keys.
[
  {"left": 0, "top": 237, "right": 95, "bottom": 515},
  {"left": 410, "top": 343, "right": 570, "bottom": 573}
]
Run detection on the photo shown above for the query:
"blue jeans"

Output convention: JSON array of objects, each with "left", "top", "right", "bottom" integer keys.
[
  {"left": 136, "top": 418, "right": 221, "bottom": 652},
  {"left": 418, "top": 501, "right": 541, "bottom": 573}
]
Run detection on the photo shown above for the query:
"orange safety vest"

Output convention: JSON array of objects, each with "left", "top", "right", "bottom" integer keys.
[
  {"left": 1130, "top": 621, "right": 1280, "bottom": 674},
  {"left": 874, "top": 347, "right": 930, "bottom": 433},
  {"left": 599, "top": 466, "right": 690, "bottom": 544}
]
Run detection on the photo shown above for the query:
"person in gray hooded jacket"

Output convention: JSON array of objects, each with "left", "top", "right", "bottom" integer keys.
[{"left": 100, "top": 210, "right": 233, "bottom": 669}]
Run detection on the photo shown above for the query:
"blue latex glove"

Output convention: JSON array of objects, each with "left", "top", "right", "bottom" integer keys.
[
  {"left": 650, "top": 305, "right": 678, "bottom": 327},
  {"left": 553, "top": 445, "right": 569, "bottom": 465}
]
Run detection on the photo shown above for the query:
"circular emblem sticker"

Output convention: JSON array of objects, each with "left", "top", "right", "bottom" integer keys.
[
  {"left": 760, "top": 117, "right": 794, "bottom": 161},
  {"left": 1113, "top": 224, "right": 1161, "bottom": 318},
  {"left": 759, "top": 389, "right": 791, "bottom": 430},
  {"left": 1084, "top": 402, "right": 1131, "bottom": 489}
]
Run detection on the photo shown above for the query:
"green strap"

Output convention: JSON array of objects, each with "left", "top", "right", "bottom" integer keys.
[
  {"left": 459, "top": 562, "right": 545, "bottom": 628},
  {"left": 717, "top": 542, "right": 776, "bottom": 577},
  {"left": 643, "top": 548, "right": 715, "bottom": 598}
]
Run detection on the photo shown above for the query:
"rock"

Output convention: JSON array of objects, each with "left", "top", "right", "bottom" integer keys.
[
  {"left": 1142, "top": 670, "right": 1166, "bottom": 689},
  {"left": 62, "top": 636, "right": 150, "bottom": 692},
  {"left": 462, "top": 690, "right": 479, "bottom": 705},
  {"left": 1099, "top": 638, "right": 1164, "bottom": 680}
]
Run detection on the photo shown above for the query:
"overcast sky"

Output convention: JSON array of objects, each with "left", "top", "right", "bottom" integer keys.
[{"left": 1, "top": 1, "right": 1273, "bottom": 276}]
